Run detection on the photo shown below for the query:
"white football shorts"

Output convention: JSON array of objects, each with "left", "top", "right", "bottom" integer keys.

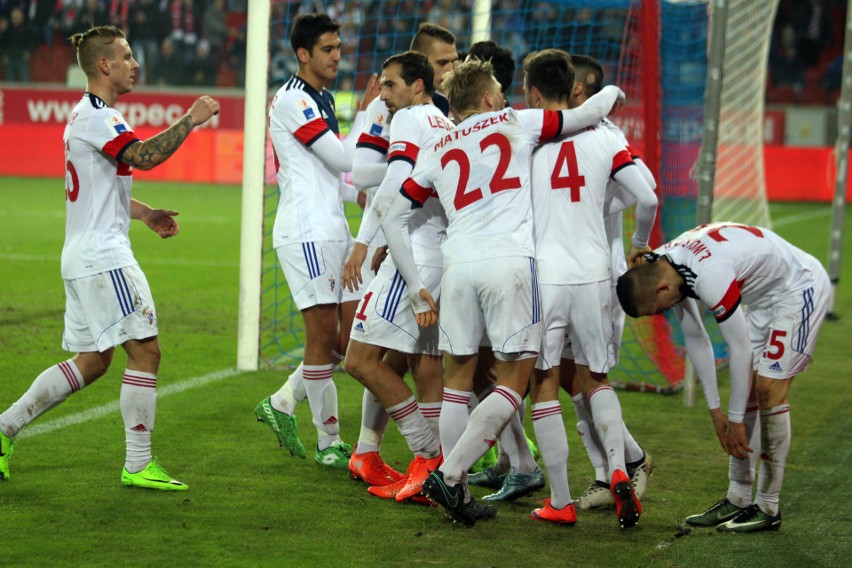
[
  {"left": 539, "top": 280, "right": 617, "bottom": 373},
  {"left": 439, "top": 257, "right": 541, "bottom": 357},
  {"left": 62, "top": 264, "right": 158, "bottom": 353},
  {"left": 748, "top": 262, "right": 830, "bottom": 380},
  {"left": 277, "top": 239, "right": 351, "bottom": 310},
  {"left": 349, "top": 257, "right": 442, "bottom": 355}
]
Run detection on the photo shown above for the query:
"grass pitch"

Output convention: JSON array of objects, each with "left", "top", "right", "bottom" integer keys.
[{"left": 0, "top": 178, "right": 850, "bottom": 567}]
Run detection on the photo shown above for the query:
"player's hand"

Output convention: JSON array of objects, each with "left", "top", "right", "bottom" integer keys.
[
  {"left": 142, "top": 208, "right": 180, "bottom": 238},
  {"left": 626, "top": 244, "right": 652, "bottom": 268},
  {"left": 412, "top": 288, "right": 438, "bottom": 327},
  {"left": 709, "top": 408, "right": 729, "bottom": 453},
  {"left": 357, "top": 190, "right": 368, "bottom": 210},
  {"left": 609, "top": 87, "right": 626, "bottom": 116},
  {"left": 187, "top": 96, "right": 220, "bottom": 126},
  {"left": 343, "top": 242, "right": 368, "bottom": 292},
  {"left": 724, "top": 420, "right": 752, "bottom": 460},
  {"left": 360, "top": 73, "right": 381, "bottom": 111},
  {"left": 370, "top": 246, "right": 388, "bottom": 274}
]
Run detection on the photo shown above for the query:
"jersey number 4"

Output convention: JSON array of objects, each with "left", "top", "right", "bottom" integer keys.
[
  {"left": 550, "top": 141, "right": 586, "bottom": 202},
  {"left": 442, "top": 133, "right": 522, "bottom": 210}
]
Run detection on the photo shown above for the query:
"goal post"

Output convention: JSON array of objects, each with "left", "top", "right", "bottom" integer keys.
[{"left": 237, "top": 0, "right": 271, "bottom": 371}]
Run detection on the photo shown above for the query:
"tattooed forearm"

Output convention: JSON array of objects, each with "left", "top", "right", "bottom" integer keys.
[{"left": 122, "top": 114, "right": 194, "bottom": 170}]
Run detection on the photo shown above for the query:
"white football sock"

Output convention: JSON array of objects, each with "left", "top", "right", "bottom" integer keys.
[
  {"left": 418, "top": 401, "right": 442, "bottom": 445},
  {"left": 755, "top": 404, "right": 791, "bottom": 517},
  {"left": 439, "top": 388, "right": 470, "bottom": 462},
  {"left": 587, "top": 384, "right": 626, "bottom": 477},
  {"left": 302, "top": 364, "right": 340, "bottom": 450},
  {"left": 120, "top": 370, "right": 157, "bottom": 473},
  {"left": 441, "top": 386, "right": 521, "bottom": 486},
  {"left": 0, "top": 360, "right": 84, "bottom": 438},
  {"left": 727, "top": 404, "right": 760, "bottom": 507},
  {"left": 388, "top": 396, "right": 440, "bottom": 458},
  {"left": 532, "top": 401, "right": 572, "bottom": 509},
  {"left": 332, "top": 351, "right": 344, "bottom": 366},
  {"left": 572, "top": 393, "right": 607, "bottom": 481},
  {"left": 503, "top": 407, "right": 537, "bottom": 474},
  {"left": 356, "top": 389, "right": 388, "bottom": 454},
  {"left": 623, "top": 423, "right": 645, "bottom": 465},
  {"left": 271, "top": 363, "right": 305, "bottom": 416}
]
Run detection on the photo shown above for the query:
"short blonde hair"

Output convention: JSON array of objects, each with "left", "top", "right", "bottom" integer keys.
[
  {"left": 443, "top": 58, "right": 496, "bottom": 114},
  {"left": 69, "top": 26, "right": 125, "bottom": 77}
]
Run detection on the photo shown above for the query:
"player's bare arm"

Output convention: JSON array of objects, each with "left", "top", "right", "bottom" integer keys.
[
  {"left": 130, "top": 199, "right": 180, "bottom": 238},
  {"left": 370, "top": 245, "right": 388, "bottom": 273},
  {"left": 122, "top": 96, "right": 220, "bottom": 170},
  {"left": 709, "top": 407, "right": 729, "bottom": 453},
  {"left": 343, "top": 242, "right": 369, "bottom": 292}
]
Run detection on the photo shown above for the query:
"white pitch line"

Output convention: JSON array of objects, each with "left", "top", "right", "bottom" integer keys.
[
  {"left": 17, "top": 367, "right": 242, "bottom": 439},
  {"left": 773, "top": 208, "right": 832, "bottom": 228},
  {"left": 0, "top": 253, "right": 238, "bottom": 268}
]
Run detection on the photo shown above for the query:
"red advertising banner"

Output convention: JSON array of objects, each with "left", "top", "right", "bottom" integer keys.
[
  {"left": 0, "top": 85, "right": 245, "bottom": 128},
  {"left": 0, "top": 85, "right": 245, "bottom": 183},
  {"left": 1, "top": 85, "right": 851, "bottom": 201}
]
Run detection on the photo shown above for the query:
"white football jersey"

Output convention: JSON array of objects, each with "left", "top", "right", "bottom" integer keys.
[
  {"left": 61, "top": 93, "right": 141, "bottom": 279},
  {"left": 354, "top": 97, "right": 392, "bottom": 247},
  {"left": 403, "top": 107, "right": 564, "bottom": 266},
  {"left": 601, "top": 118, "right": 637, "bottom": 283},
  {"left": 532, "top": 123, "right": 633, "bottom": 284},
  {"left": 269, "top": 76, "right": 350, "bottom": 246},
  {"left": 387, "top": 104, "right": 454, "bottom": 268},
  {"left": 654, "top": 223, "right": 824, "bottom": 322}
]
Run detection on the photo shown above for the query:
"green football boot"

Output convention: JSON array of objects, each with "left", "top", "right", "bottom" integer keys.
[
  {"left": 0, "top": 429, "right": 14, "bottom": 481},
  {"left": 716, "top": 504, "right": 782, "bottom": 533},
  {"left": 685, "top": 497, "right": 746, "bottom": 527},
  {"left": 121, "top": 458, "right": 188, "bottom": 491},
  {"left": 315, "top": 440, "right": 353, "bottom": 469},
  {"left": 255, "top": 396, "right": 306, "bottom": 458}
]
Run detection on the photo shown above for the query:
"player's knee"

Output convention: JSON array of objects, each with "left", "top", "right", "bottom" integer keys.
[
  {"left": 343, "top": 346, "right": 371, "bottom": 382},
  {"left": 74, "top": 350, "right": 114, "bottom": 382},
  {"left": 755, "top": 376, "right": 789, "bottom": 408}
]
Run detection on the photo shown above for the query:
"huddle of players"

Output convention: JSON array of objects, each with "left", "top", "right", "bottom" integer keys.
[{"left": 257, "top": 13, "right": 661, "bottom": 530}]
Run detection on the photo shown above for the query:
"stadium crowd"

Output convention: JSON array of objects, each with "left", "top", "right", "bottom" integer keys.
[{"left": 0, "top": 0, "right": 846, "bottom": 103}]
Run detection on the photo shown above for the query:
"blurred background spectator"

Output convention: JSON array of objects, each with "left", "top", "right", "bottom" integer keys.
[
  {"left": 131, "top": 0, "right": 167, "bottom": 84},
  {"left": 0, "top": 6, "right": 38, "bottom": 82},
  {"left": 148, "top": 36, "right": 184, "bottom": 86}
]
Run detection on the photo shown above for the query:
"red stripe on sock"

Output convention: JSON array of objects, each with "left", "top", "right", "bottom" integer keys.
[
  {"left": 493, "top": 387, "right": 520, "bottom": 411},
  {"left": 303, "top": 371, "right": 333, "bottom": 380},
  {"left": 762, "top": 407, "right": 791, "bottom": 417},
  {"left": 442, "top": 392, "right": 470, "bottom": 404},
  {"left": 587, "top": 384, "right": 614, "bottom": 399},
  {"left": 123, "top": 379, "right": 157, "bottom": 388},
  {"left": 532, "top": 407, "right": 562, "bottom": 421},
  {"left": 58, "top": 361, "right": 79, "bottom": 392},
  {"left": 389, "top": 401, "right": 419, "bottom": 421}
]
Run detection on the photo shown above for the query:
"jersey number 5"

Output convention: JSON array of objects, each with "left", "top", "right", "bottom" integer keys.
[
  {"left": 65, "top": 160, "right": 80, "bottom": 202},
  {"left": 763, "top": 329, "right": 787, "bottom": 361},
  {"left": 550, "top": 141, "right": 586, "bottom": 202},
  {"left": 442, "top": 133, "right": 522, "bottom": 210}
]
